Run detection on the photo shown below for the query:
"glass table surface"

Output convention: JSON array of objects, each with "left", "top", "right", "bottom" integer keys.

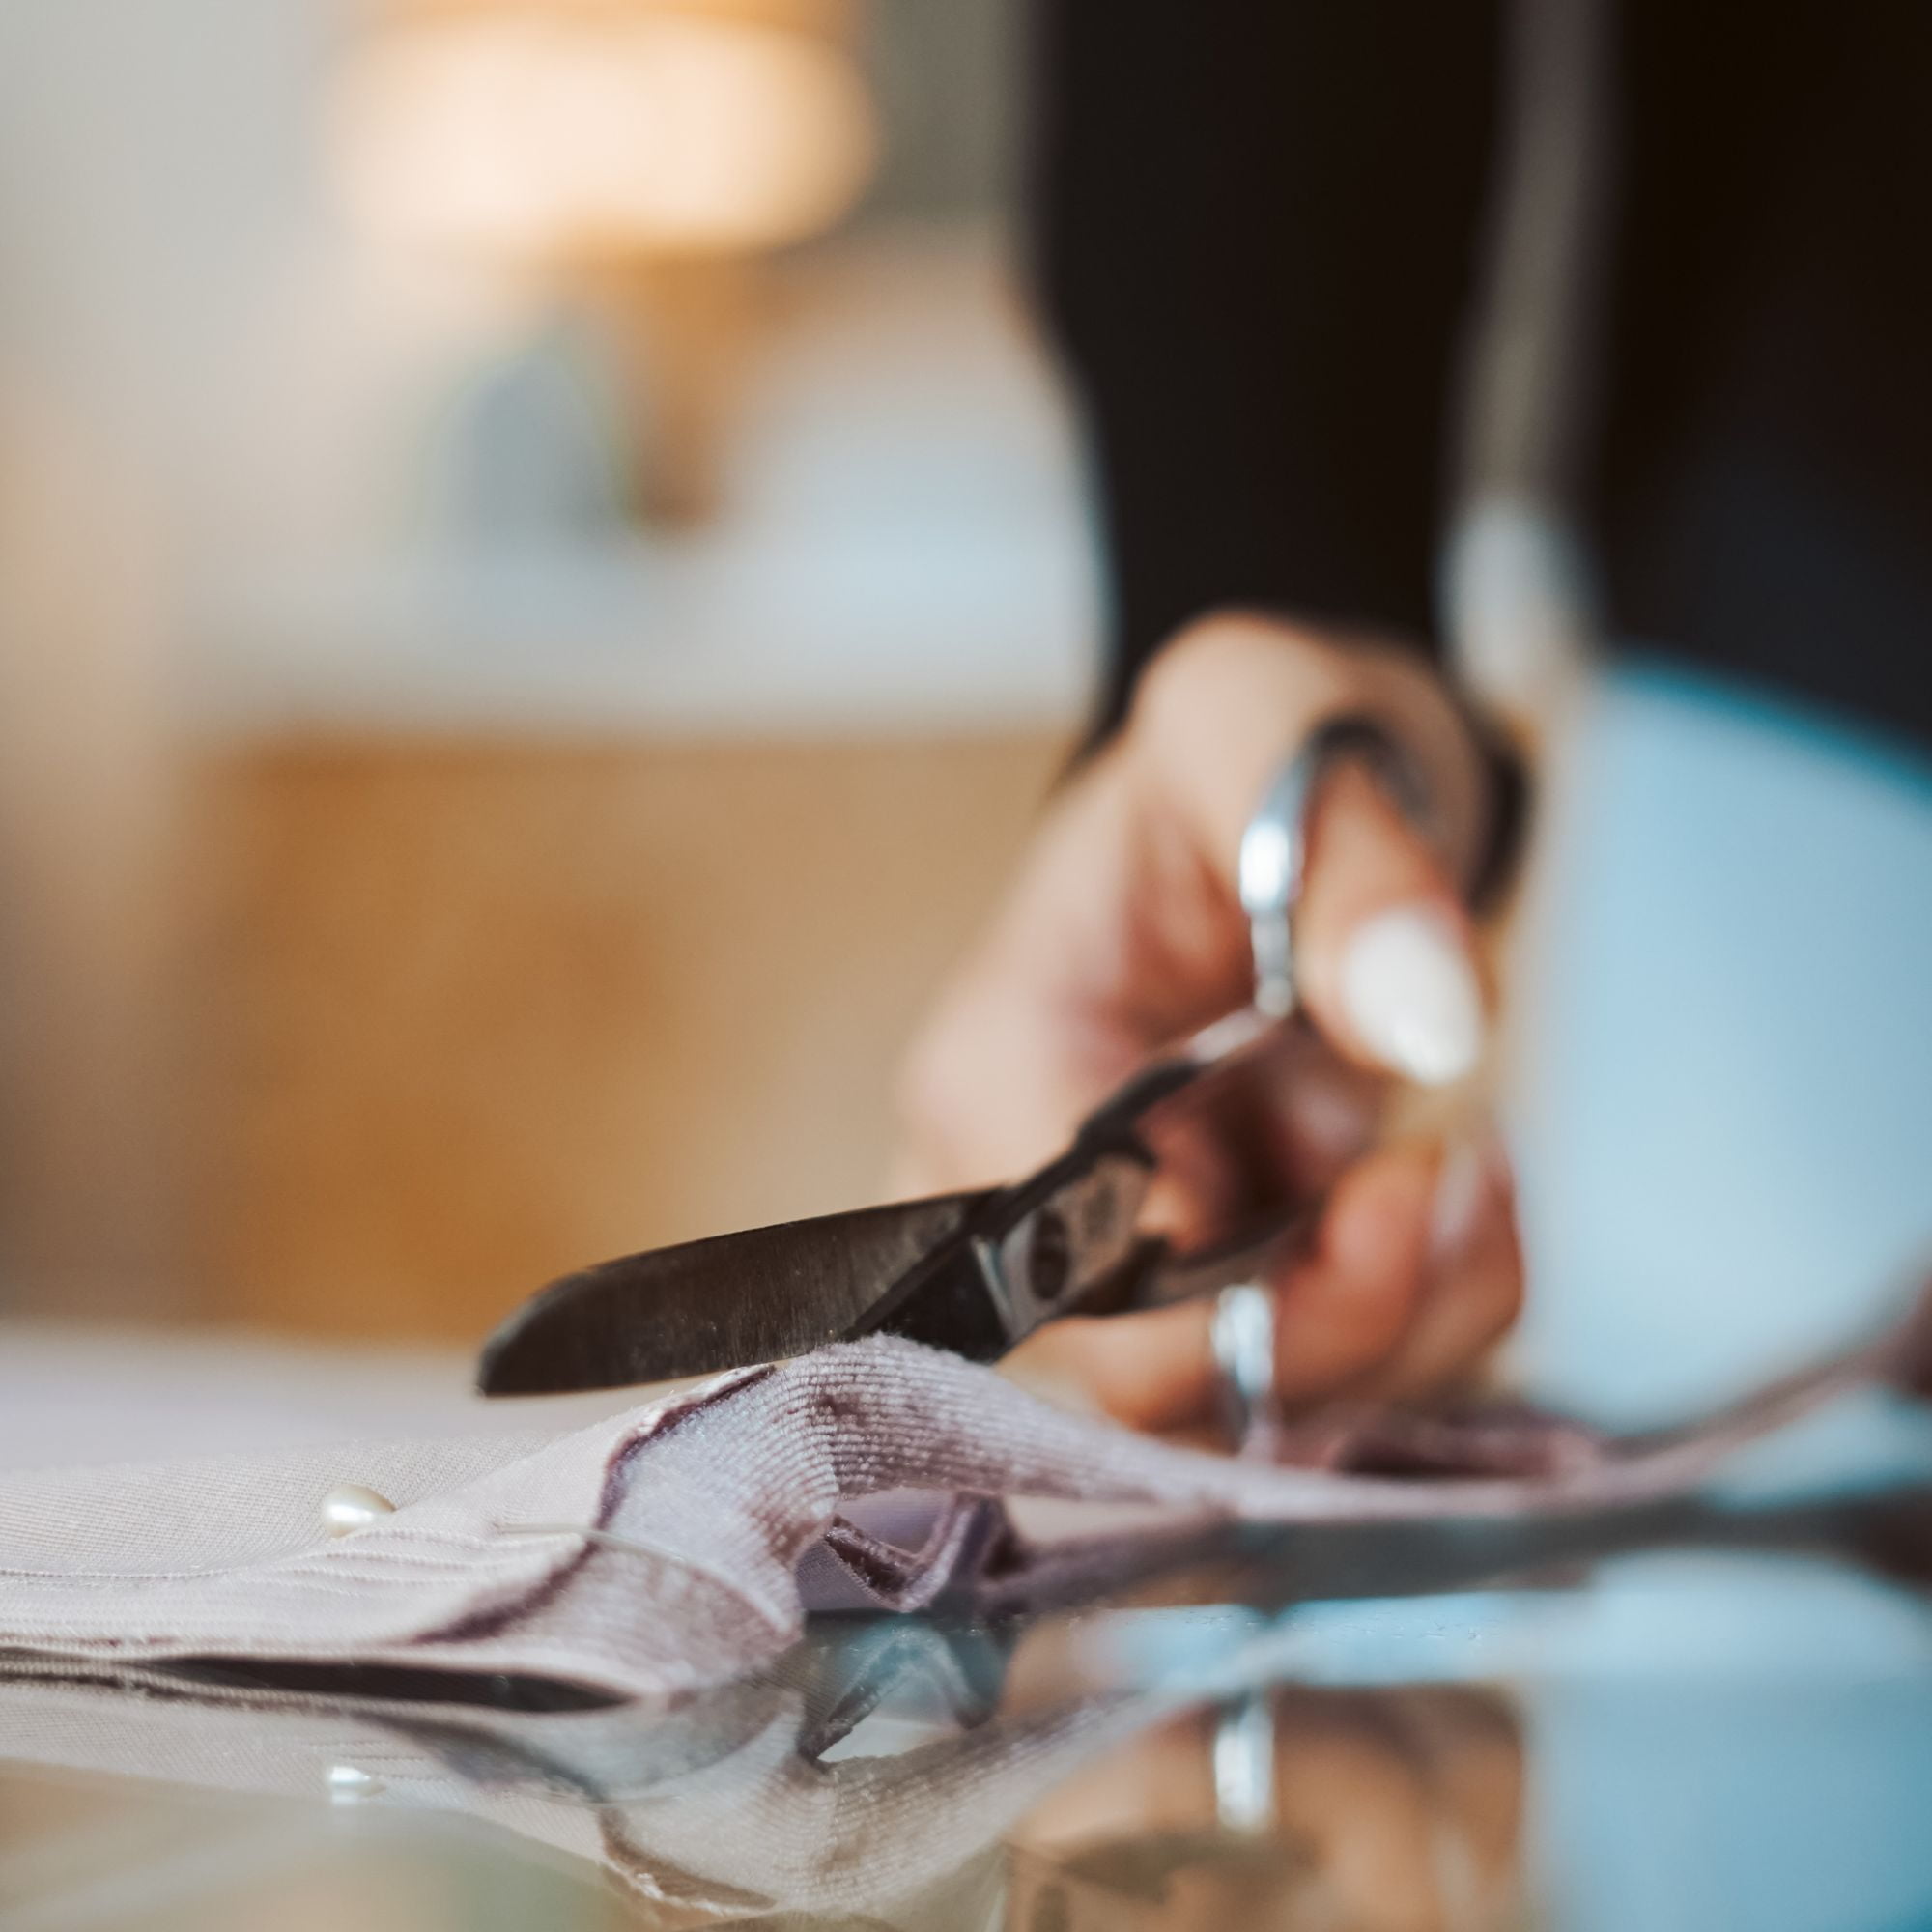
[{"left": 3, "top": 1448, "right": 1929, "bottom": 1932}]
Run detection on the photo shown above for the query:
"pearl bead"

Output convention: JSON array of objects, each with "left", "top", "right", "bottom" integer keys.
[
  {"left": 327, "top": 1764, "right": 384, "bottom": 1803},
  {"left": 320, "top": 1483, "right": 396, "bottom": 1537}
]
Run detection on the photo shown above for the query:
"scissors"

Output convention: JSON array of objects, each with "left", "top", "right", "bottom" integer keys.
[{"left": 477, "top": 716, "right": 1435, "bottom": 1398}]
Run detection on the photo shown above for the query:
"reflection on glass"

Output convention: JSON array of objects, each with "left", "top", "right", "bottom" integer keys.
[{"left": 2, "top": 1488, "right": 1930, "bottom": 1929}]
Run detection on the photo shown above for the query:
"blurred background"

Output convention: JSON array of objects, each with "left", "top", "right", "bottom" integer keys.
[
  {"left": 3, "top": 0, "right": 1931, "bottom": 1426},
  {"left": 0, "top": 0, "right": 1098, "bottom": 1338},
  {"left": 4, "top": 14, "right": 1932, "bottom": 1925}
]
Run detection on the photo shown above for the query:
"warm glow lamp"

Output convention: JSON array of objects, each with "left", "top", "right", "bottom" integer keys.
[{"left": 327, "top": 7, "right": 878, "bottom": 262}]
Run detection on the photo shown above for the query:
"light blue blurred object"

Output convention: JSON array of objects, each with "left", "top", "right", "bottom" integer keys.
[
  {"left": 1511, "top": 662, "right": 1932, "bottom": 1426},
  {"left": 1530, "top": 1674, "right": 1932, "bottom": 1932},
  {"left": 1078, "top": 1552, "right": 1932, "bottom": 1932},
  {"left": 1518, "top": 1553, "right": 1932, "bottom": 1932}
]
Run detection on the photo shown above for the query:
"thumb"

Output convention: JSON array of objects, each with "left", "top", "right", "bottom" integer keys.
[{"left": 1294, "top": 761, "right": 1486, "bottom": 1085}]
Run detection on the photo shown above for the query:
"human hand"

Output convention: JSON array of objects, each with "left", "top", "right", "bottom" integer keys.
[{"left": 895, "top": 613, "right": 1523, "bottom": 1436}]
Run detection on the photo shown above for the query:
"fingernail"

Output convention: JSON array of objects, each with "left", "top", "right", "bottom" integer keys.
[
  {"left": 1338, "top": 905, "right": 1485, "bottom": 1085},
  {"left": 1431, "top": 1129, "right": 1511, "bottom": 1265},
  {"left": 1430, "top": 1140, "right": 1486, "bottom": 1264}
]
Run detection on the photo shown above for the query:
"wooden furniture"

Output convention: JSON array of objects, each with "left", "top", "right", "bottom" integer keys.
[{"left": 185, "top": 729, "right": 1066, "bottom": 1338}]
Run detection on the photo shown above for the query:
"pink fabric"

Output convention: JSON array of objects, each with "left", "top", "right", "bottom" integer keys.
[{"left": 0, "top": 1291, "right": 1921, "bottom": 1703}]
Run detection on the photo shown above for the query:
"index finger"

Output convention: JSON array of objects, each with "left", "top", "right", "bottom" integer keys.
[{"left": 1132, "top": 616, "right": 1496, "bottom": 1084}]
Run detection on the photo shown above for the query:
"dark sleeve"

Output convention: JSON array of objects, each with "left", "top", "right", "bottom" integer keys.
[
  {"left": 1592, "top": 0, "right": 1932, "bottom": 748},
  {"left": 1026, "top": 1, "right": 1506, "bottom": 736}
]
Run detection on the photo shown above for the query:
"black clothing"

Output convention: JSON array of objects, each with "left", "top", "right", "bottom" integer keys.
[{"left": 1031, "top": 1, "right": 1932, "bottom": 751}]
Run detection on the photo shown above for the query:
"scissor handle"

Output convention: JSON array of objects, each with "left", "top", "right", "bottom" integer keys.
[
  {"left": 1236, "top": 713, "right": 1435, "bottom": 1022},
  {"left": 958, "top": 716, "right": 1441, "bottom": 1350},
  {"left": 1065, "top": 712, "right": 1440, "bottom": 1153}
]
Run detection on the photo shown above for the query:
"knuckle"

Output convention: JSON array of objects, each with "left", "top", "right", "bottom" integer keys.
[
  {"left": 1454, "top": 1255, "right": 1525, "bottom": 1360},
  {"left": 1128, "top": 611, "right": 1357, "bottom": 766},
  {"left": 1481, "top": 1258, "right": 1526, "bottom": 1340}
]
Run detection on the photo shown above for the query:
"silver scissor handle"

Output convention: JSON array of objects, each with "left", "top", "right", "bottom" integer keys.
[
  {"left": 1017, "top": 715, "right": 1441, "bottom": 1358},
  {"left": 1209, "top": 717, "right": 1436, "bottom": 1452},
  {"left": 1237, "top": 713, "right": 1435, "bottom": 1021}
]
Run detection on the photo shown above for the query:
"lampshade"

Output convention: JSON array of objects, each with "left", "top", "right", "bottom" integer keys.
[{"left": 327, "top": 8, "right": 877, "bottom": 260}]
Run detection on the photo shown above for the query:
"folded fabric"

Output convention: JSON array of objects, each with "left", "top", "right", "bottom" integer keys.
[{"left": 0, "top": 1298, "right": 1923, "bottom": 1702}]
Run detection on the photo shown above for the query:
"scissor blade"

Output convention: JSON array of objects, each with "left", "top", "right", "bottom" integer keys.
[{"left": 477, "top": 1192, "right": 988, "bottom": 1394}]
